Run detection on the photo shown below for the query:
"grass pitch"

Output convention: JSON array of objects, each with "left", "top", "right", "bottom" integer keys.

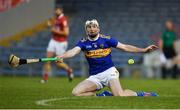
[{"left": 0, "top": 76, "right": 180, "bottom": 109}]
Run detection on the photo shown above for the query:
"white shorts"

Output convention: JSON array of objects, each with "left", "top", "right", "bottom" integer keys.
[
  {"left": 47, "top": 39, "right": 68, "bottom": 55},
  {"left": 86, "top": 67, "right": 119, "bottom": 90}
]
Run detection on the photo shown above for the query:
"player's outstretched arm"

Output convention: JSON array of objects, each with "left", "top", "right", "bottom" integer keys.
[
  {"left": 56, "top": 46, "right": 81, "bottom": 61},
  {"left": 116, "top": 42, "right": 158, "bottom": 53}
]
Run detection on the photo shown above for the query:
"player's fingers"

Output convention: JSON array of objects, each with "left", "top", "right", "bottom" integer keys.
[
  {"left": 55, "top": 56, "right": 63, "bottom": 63},
  {"left": 151, "top": 45, "right": 158, "bottom": 50},
  {"left": 152, "top": 45, "right": 158, "bottom": 49},
  {"left": 55, "top": 59, "right": 63, "bottom": 63},
  {"left": 149, "top": 45, "right": 158, "bottom": 51},
  {"left": 148, "top": 48, "right": 153, "bottom": 52}
]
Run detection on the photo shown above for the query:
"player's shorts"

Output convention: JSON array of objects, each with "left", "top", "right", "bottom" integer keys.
[
  {"left": 86, "top": 67, "right": 119, "bottom": 90},
  {"left": 163, "top": 47, "right": 177, "bottom": 59},
  {"left": 47, "top": 39, "right": 68, "bottom": 55}
]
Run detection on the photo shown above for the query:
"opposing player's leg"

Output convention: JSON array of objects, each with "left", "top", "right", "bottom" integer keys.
[
  {"left": 56, "top": 41, "right": 74, "bottom": 82},
  {"left": 72, "top": 80, "right": 97, "bottom": 96},
  {"left": 41, "top": 51, "right": 54, "bottom": 83},
  {"left": 56, "top": 62, "right": 73, "bottom": 82},
  {"left": 41, "top": 39, "right": 56, "bottom": 83}
]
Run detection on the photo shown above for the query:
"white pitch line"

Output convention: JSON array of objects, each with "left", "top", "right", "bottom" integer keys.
[
  {"left": 36, "top": 95, "right": 180, "bottom": 106},
  {"left": 35, "top": 97, "right": 91, "bottom": 106},
  {"left": 36, "top": 97, "right": 68, "bottom": 106}
]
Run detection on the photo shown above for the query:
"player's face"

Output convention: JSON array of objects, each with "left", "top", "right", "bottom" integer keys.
[
  {"left": 55, "top": 8, "right": 62, "bottom": 17},
  {"left": 166, "top": 21, "right": 173, "bottom": 30},
  {"left": 86, "top": 24, "right": 100, "bottom": 38}
]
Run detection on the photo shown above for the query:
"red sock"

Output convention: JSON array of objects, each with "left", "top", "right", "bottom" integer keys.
[
  {"left": 67, "top": 68, "right": 72, "bottom": 75},
  {"left": 43, "top": 73, "right": 48, "bottom": 81}
]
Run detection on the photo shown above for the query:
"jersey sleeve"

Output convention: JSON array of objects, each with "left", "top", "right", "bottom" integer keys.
[
  {"left": 62, "top": 18, "right": 68, "bottom": 27},
  {"left": 107, "top": 37, "right": 119, "bottom": 48},
  {"left": 62, "top": 20, "right": 68, "bottom": 27},
  {"left": 76, "top": 40, "right": 84, "bottom": 51}
]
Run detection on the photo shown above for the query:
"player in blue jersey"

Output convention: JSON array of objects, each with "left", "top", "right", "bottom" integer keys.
[{"left": 56, "top": 19, "right": 158, "bottom": 96}]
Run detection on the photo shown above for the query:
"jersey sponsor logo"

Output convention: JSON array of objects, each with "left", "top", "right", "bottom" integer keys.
[
  {"left": 86, "top": 45, "right": 92, "bottom": 49},
  {"left": 85, "top": 48, "right": 111, "bottom": 58}
]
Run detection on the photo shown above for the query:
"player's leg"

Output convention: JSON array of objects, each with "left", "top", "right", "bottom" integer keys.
[
  {"left": 109, "top": 78, "right": 137, "bottom": 96},
  {"left": 42, "top": 51, "right": 54, "bottom": 82},
  {"left": 106, "top": 67, "right": 136, "bottom": 96},
  {"left": 162, "top": 65, "right": 167, "bottom": 79},
  {"left": 101, "top": 67, "right": 136, "bottom": 96},
  {"left": 109, "top": 78, "right": 158, "bottom": 96},
  {"left": 172, "top": 56, "right": 179, "bottom": 79},
  {"left": 72, "top": 80, "right": 97, "bottom": 96},
  {"left": 108, "top": 68, "right": 158, "bottom": 97},
  {"left": 172, "top": 64, "right": 178, "bottom": 79},
  {"left": 41, "top": 39, "right": 55, "bottom": 83},
  {"left": 55, "top": 41, "right": 74, "bottom": 81},
  {"left": 56, "top": 61, "right": 73, "bottom": 81}
]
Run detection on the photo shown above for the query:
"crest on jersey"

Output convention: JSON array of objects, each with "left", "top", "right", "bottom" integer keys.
[
  {"left": 100, "top": 34, "right": 111, "bottom": 39},
  {"left": 100, "top": 44, "right": 104, "bottom": 48},
  {"left": 94, "top": 44, "right": 97, "bottom": 48},
  {"left": 80, "top": 37, "right": 87, "bottom": 42}
]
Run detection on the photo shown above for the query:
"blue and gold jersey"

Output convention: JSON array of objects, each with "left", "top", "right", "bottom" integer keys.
[{"left": 76, "top": 34, "right": 118, "bottom": 76}]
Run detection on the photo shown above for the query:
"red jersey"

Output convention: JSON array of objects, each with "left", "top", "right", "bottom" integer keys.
[{"left": 52, "top": 14, "right": 68, "bottom": 42}]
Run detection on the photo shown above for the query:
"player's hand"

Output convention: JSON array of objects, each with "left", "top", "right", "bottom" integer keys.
[
  {"left": 144, "top": 45, "right": 158, "bottom": 53},
  {"left": 55, "top": 56, "right": 63, "bottom": 63},
  {"left": 51, "top": 27, "right": 57, "bottom": 31},
  {"left": 47, "top": 20, "right": 52, "bottom": 27}
]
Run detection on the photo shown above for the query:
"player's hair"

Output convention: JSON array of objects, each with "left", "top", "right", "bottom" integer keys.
[
  {"left": 55, "top": 5, "right": 63, "bottom": 11},
  {"left": 85, "top": 19, "right": 99, "bottom": 29}
]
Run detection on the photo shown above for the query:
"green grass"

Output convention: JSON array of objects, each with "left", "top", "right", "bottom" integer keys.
[{"left": 0, "top": 76, "right": 180, "bottom": 109}]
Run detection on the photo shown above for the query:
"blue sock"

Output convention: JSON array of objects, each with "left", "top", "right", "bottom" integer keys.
[
  {"left": 136, "top": 91, "right": 158, "bottom": 97},
  {"left": 136, "top": 92, "right": 145, "bottom": 96},
  {"left": 96, "top": 90, "right": 113, "bottom": 96}
]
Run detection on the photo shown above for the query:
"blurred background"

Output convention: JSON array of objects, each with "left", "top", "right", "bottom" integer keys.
[{"left": 0, "top": 0, "right": 180, "bottom": 79}]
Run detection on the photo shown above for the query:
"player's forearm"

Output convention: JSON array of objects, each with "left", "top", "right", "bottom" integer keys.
[
  {"left": 60, "top": 50, "right": 77, "bottom": 59},
  {"left": 59, "top": 47, "right": 81, "bottom": 59},
  {"left": 122, "top": 45, "right": 145, "bottom": 53}
]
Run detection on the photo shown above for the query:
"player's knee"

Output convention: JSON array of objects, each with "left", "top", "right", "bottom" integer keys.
[
  {"left": 72, "top": 88, "right": 80, "bottom": 96},
  {"left": 55, "top": 61, "right": 62, "bottom": 65}
]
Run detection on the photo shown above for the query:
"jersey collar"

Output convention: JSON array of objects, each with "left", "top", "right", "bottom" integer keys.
[
  {"left": 58, "top": 13, "right": 64, "bottom": 19},
  {"left": 88, "top": 34, "right": 99, "bottom": 41}
]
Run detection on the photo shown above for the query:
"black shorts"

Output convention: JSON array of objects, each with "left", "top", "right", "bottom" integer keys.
[{"left": 163, "top": 47, "right": 177, "bottom": 59}]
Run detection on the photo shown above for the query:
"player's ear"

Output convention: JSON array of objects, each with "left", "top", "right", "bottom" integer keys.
[
  {"left": 85, "top": 27, "right": 88, "bottom": 32},
  {"left": 85, "top": 28, "right": 89, "bottom": 35},
  {"left": 98, "top": 26, "right": 100, "bottom": 33}
]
